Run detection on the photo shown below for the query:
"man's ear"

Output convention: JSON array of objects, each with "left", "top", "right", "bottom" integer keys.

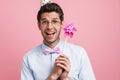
[{"left": 61, "top": 21, "right": 64, "bottom": 28}]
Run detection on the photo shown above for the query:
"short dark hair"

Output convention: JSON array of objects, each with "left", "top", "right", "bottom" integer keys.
[{"left": 37, "top": 3, "right": 64, "bottom": 22}]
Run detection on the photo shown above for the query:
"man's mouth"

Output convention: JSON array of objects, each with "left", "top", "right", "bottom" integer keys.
[
  {"left": 45, "top": 32, "right": 55, "bottom": 38},
  {"left": 46, "top": 32, "right": 55, "bottom": 35}
]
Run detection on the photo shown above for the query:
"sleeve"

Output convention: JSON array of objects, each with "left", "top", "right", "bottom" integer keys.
[
  {"left": 78, "top": 48, "right": 96, "bottom": 80},
  {"left": 21, "top": 55, "right": 35, "bottom": 80}
]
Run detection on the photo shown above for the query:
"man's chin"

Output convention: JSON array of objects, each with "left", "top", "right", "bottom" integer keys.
[
  {"left": 44, "top": 38, "right": 59, "bottom": 44},
  {"left": 44, "top": 38, "right": 54, "bottom": 43}
]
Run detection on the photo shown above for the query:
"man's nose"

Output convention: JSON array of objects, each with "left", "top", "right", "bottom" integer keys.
[{"left": 47, "top": 22, "right": 53, "bottom": 29}]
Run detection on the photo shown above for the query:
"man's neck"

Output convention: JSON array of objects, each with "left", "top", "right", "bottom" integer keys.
[{"left": 43, "top": 39, "right": 60, "bottom": 48}]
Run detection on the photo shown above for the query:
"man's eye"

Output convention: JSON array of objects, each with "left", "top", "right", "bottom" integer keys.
[
  {"left": 42, "top": 21, "right": 48, "bottom": 24},
  {"left": 53, "top": 20, "right": 58, "bottom": 24}
]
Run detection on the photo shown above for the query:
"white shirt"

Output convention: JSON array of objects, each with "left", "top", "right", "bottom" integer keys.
[{"left": 21, "top": 40, "right": 96, "bottom": 80}]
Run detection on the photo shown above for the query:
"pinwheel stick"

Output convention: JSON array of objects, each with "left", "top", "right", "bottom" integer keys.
[{"left": 62, "top": 37, "right": 68, "bottom": 53}]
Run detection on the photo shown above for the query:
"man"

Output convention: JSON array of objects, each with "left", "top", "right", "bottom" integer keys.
[{"left": 21, "top": 2, "right": 95, "bottom": 80}]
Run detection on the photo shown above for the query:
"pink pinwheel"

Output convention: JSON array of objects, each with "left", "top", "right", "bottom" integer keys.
[
  {"left": 62, "top": 23, "right": 77, "bottom": 53},
  {"left": 64, "top": 24, "right": 77, "bottom": 38}
]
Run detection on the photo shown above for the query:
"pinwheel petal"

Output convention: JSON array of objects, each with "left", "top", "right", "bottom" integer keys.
[{"left": 64, "top": 23, "right": 77, "bottom": 38}]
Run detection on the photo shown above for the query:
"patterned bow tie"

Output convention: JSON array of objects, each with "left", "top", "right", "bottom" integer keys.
[{"left": 45, "top": 47, "right": 60, "bottom": 55}]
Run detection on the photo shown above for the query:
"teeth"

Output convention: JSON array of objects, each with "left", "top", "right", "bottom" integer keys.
[{"left": 46, "top": 32, "right": 54, "bottom": 34}]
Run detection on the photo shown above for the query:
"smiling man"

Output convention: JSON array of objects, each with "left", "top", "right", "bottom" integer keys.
[
  {"left": 21, "top": 2, "right": 95, "bottom": 80},
  {"left": 39, "top": 12, "right": 62, "bottom": 48}
]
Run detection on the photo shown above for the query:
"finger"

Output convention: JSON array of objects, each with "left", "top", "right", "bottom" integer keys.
[
  {"left": 58, "top": 54, "right": 69, "bottom": 60},
  {"left": 60, "top": 70, "right": 69, "bottom": 80},
  {"left": 57, "top": 55, "right": 70, "bottom": 63},
  {"left": 56, "top": 55, "right": 71, "bottom": 68},
  {"left": 55, "top": 60, "right": 71, "bottom": 72},
  {"left": 56, "top": 60, "right": 68, "bottom": 67},
  {"left": 56, "top": 63, "right": 70, "bottom": 72},
  {"left": 56, "top": 57, "right": 69, "bottom": 64}
]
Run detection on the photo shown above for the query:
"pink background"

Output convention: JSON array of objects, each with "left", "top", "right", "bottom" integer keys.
[{"left": 0, "top": 0, "right": 120, "bottom": 80}]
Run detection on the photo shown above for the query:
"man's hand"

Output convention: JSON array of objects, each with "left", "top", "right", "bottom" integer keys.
[
  {"left": 47, "top": 62, "right": 63, "bottom": 80},
  {"left": 47, "top": 54, "right": 71, "bottom": 80},
  {"left": 55, "top": 54, "right": 71, "bottom": 80}
]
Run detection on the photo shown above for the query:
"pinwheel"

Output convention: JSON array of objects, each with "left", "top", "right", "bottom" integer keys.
[{"left": 63, "top": 23, "right": 77, "bottom": 53}]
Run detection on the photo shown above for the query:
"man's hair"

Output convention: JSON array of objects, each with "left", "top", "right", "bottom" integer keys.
[{"left": 37, "top": 3, "right": 64, "bottom": 22}]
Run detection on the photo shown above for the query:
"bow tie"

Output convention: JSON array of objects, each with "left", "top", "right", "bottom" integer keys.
[{"left": 45, "top": 47, "right": 60, "bottom": 55}]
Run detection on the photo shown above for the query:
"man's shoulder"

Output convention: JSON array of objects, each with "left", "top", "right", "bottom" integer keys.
[
  {"left": 23, "top": 44, "right": 42, "bottom": 58},
  {"left": 67, "top": 42, "right": 87, "bottom": 55}
]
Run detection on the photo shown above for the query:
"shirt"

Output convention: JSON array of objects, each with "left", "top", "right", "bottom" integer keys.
[{"left": 21, "top": 40, "right": 96, "bottom": 80}]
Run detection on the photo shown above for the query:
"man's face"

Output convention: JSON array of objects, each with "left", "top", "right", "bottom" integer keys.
[{"left": 38, "top": 12, "right": 63, "bottom": 45}]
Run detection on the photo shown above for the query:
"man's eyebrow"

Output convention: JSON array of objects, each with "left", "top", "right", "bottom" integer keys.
[
  {"left": 40, "top": 18, "right": 47, "bottom": 21},
  {"left": 52, "top": 18, "right": 59, "bottom": 20},
  {"left": 40, "top": 18, "right": 60, "bottom": 21}
]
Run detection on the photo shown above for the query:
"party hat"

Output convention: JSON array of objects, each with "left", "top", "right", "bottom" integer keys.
[{"left": 41, "top": 0, "right": 52, "bottom": 6}]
